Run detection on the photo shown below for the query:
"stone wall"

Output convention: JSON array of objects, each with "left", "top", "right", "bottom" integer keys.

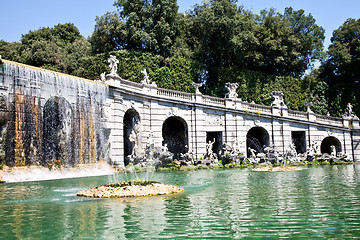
[{"left": 1, "top": 59, "right": 360, "bottom": 169}]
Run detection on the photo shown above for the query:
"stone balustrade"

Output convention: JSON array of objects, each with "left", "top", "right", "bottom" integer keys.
[
  {"left": 288, "top": 109, "right": 308, "bottom": 119},
  {"left": 115, "top": 78, "right": 358, "bottom": 127},
  {"left": 242, "top": 101, "right": 272, "bottom": 114}
]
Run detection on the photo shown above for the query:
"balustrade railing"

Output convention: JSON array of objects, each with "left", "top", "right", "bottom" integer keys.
[
  {"left": 202, "top": 95, "right": 225, "bottom": 106},
  {"left": 242, "top": 102, "right": 272, "bottom": 113},
  {"left": 157, "top": 88, "right": 193, "bottom": 101},
  {"left": 288, "top": 109, "right": 308, "bottom": 119},
  {"left": 116, "top": 78, "right": 346, "bottom": 127},
  {"left": 315, "top": 114, "right": 343, "bottom": 125},
  {"left": 120, "top": 78, "right": 143, "bottom": 89}
]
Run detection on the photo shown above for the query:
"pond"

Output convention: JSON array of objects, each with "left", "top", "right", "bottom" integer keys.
[{"left": 0, "top": 165, "right": 360, "bottom": 239}]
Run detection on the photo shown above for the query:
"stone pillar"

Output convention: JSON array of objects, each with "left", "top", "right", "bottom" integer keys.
[
  {"left": 343, "top": 116, "right": 351, "bottom": 128},
  {"left": 352, "top": 129, "right": 360, "bottom": 162},
  {"left": 272, "top": 106, "right": 281, "bottom": 116},
  {"left": 352, "top": 116, "right": 360, "bottom": 129}
]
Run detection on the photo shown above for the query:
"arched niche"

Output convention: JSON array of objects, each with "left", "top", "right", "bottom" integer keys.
[
  {"left": 162, "top": 116, "right": 188, "bottom": 159},
  {"left": 43, "top": 97, "right": 73, "bottom": 166},
  {"left": 123, "top": 108, "right": 140, "bottom": 166},
  {"left": 321, "top": 136, "right": 342, "bottom": 155},
  {"left": 246, "top": 126, "right": 270, "bottom": 157}
]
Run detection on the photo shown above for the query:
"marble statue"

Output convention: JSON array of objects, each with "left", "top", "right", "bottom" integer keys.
[
  {"left": 141, "top": 69, "right": 151, "bottom": 85},
  {"left": 225, "top": 82, "right": 239, "bottom": 99},
  {"left": 100, "top": 72, "right": 106, "bottom": 82},
  {"left": 108, "top": 55, "right": 119, "bottom": 76},
  {"left": 304, "top": 102, "right": 313, "bottom": 113},
  {"left": 330, "top": 145, "right": 337, "bottom": 157},
  {"left": 345, "top": 103, "right": 355, "bottom": 117},
  {"left": 271, "top": 91, "right": 286, "bottom": 107},
  {"left": 206, "top": 139, "right": 216, "bottom": 160},
  {"left": 192, "top": 82, "right": 203, "bottom": 94}
]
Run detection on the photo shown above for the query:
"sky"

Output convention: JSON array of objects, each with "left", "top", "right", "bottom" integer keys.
[{"left": 1, "top": 0, "right": 360, "bottom": 50}]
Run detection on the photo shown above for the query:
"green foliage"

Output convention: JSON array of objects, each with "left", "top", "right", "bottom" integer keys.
[
  {"left": 254, "top": 7, "right": 325, "bottom": 77},
  {"left": 304, "top": 69, "right": 329, "bottom": 115},
  {"left": 2, "top": 1, "right": 355, "bottom": 117},
  {"left": 320, "top": 18, "right": 360, "bottom": 116},
  {"left": 2, "top": 23, "right": 91, "bottom": 76},
  {"left": 110, "top": 0, "right": 179, "bottom": 57},
  {"left": 76, "top": 50, "right": 195, "bottom": 92},
  {"left": 89, "top": 12, "right": 127, "bottom": 54},
  {"left": 0, "top": 40, "right": 22, "bottom": 62}
]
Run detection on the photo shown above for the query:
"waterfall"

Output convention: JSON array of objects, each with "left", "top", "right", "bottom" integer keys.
[{"left": 0, "top": 60, "right": 110, "bottom": 167}]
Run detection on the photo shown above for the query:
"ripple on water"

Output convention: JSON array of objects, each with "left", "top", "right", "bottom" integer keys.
[{"left": 0, "top": 165, "right": 360, "bottom": 239}]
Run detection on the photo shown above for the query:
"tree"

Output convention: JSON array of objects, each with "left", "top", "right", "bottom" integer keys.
[
  {"left": 0, "top": 40, "right": 21, "bottom": 62},
  {"left": 112, "top": 0, "right": 179, "bottom": 57},
  {"left": 18, "top": 23, "right": 91, "bottom": 75},
  {"left": 321, "top": 18, "right": 360, "bottom": 116},
  {"left": 255, "top": 7, "right": 325, "bottom": 77},
  {"left": 188, "top": 0, "right": 258, "bottom": 93},
  {"left": 89, "top": 12, "right": 127, "bottom": 54}
]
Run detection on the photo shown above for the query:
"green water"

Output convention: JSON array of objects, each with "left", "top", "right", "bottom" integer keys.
[{"left": 1, "top": 165, "right": 360, "bottom": 239}]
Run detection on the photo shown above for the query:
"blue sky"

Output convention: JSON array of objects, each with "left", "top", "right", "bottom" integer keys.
[{"left": 1, "top": 0, "right": 359, "bottom": 50}]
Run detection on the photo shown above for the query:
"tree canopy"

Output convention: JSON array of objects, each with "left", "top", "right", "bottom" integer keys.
[{"left": 0, "top": 0, "right": 358, "bottom": 116}]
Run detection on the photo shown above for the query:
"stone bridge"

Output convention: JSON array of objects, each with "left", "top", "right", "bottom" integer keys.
[{"left": 1, "top": 58, "right": 360, "bottom": 168}]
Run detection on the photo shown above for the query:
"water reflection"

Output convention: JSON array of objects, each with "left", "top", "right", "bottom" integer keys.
[{"left": 0, "top": 165, "right": 360, "bottom": 239}]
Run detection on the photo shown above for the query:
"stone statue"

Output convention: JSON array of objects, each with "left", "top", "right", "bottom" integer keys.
[
  {"left": 248, "top": 147, "right": 256, "bottom": 159},
  {"left": 100, "top": 72, "right": 106, "bottom": 82},
  {"left": 225, "top": 82, "right": 239, "bottom": 99},
  {"left": 141, "top": 69, "right": 151, "bottom": 85},
  {"left": 330, "top": 145, "right": 337, "bottom": 157},
  {"left": 271, "top": 91, "right": 286, "bottom": 107},
  {"left": 206, "top": 139, "right": 216, "bottom": 160},
  {"left": 231, "top": 138, "right": 244, "bottom": 156},
  {"left": 345, "top": 103, "right": 355, "bottom": 117},
  {"left": 180, "top": 145, "right": 195, "bottom": 164},
  {"left": 145, "top": 131, "right": 155, "bottom": 159},
  {"left": 304, "top": 102, "right": 313, "bottom": 113},
  {"left": 264, "top": 144, "right": 277, "bottom": 159},
  {"left": 108, "top": 55, "right": 119, "bottom": 76},
  {"left": 192, "top": 82, "right": 203, "bottom": 94}
]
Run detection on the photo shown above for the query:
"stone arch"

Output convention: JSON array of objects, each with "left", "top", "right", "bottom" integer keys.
[
  {"left": 321, "top": 136, "right": 342, "bottom": 155},
  {"left": 162, "top": 116, "right": 188, "bottom": 159},
  {"left": 246, "top": 126, "right": 270, "bottom": 157},
  {"left": 43, "top": 97, "right": 73, "bottom": 166},
  {"left": 123, "top": 108, "right": 141, "bottom": 166}
]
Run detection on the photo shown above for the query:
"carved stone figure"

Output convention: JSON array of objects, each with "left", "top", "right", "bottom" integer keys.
[
  {"left": 108, "top": 55, "right": 119, "bottom": 76},
  {"left": 141, "top": 69, "right": 151, "bottom": 85},
  {"left": 248, "top": 147, "right": 256, "bottom": 159},
  {"left": 330, "top": 145, "right": 337, "bottom": 157},
  {"left": 192, "top": 82, "right": 203, "bottom": 94},
  {"left": 232, "top": 138, "right": 243, "bottom": 155},
  {"left": 180, "top": 145, "right": 195, "bottom": 163},
  {"left": 225, "top": 82, "right": 239, "bottom": 99},
  {"left": 344, "top": 103, "right": 355, "bottom": 117},
  {"left": 100, "top": 72, "right": 106, "bottom": 82},
  {"left": 304, "top": 102, "right": 313, "bottom": 113},
  {"left": 206, "top": 139, "right": 216, "bottom": 160},
  {"left": 271, "top": 91, "right": 286, "bottom": 107}
]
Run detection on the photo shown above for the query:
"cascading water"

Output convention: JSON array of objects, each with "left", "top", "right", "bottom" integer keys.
[{"left": 0, "top": 60, "right": 112, "bottom": 181}]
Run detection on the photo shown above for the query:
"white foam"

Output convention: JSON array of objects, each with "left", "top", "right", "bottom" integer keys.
[{"left": 1, "top": 163, "right": 115, "bottom": 183}]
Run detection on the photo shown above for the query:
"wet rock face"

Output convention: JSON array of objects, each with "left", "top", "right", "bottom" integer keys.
[
  {"left": 1, "top": 61, "right": 110, "bottom": 167},
  {"left": 43, "top": 97, "right": 73, "bottom": 166}
]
